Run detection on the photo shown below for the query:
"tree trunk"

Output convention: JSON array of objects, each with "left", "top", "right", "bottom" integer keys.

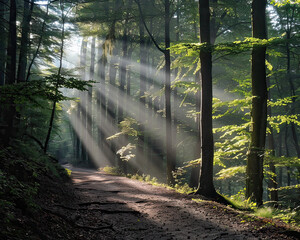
[
  {"left": 4, "top": 0, "right": 17, "bottom": 144},
  {"left": 87, "top": 36, "right": 96, "bottom": 166},
  {"left": 195, "top": 0, "right": 216, "bottom": 197},
  {"left": 17, "top": 0, "right": 34, "bottom": 83},
  {"left": 137, "top": 16, "right": 146, "bottom": 174},
  {"left": 75, "top": 103, "right": 81, "bottom": 163},
  {"left": 0, "top": 0, "right": 8, "bottom": 86},
  {"left": 26, "top": 0, "right": 50, "bottom": 82},
  {"left": 165, "top": 0, "right": 175, "bottom": 186},
  {"left": 6, "top": 0, "right": 17, "bottom": 85},
  {"left": 284, "top": 124, "right": 291, "bottom": 186},
  {"left": 267, "top": 128, "right": 278, "bottom": 205},
  {"left": 78, "top": 38, "right": 88, "bottom": 161},
  {"left": 246, "top": 0, "right": 267, "bottom": 206},
  {"left": 267, "top": 67, "right": 278, "bottom": 205},
  {"left": 44, "top": 1, "right": 66, "bottom": 153},
  {"left": 190, "top": 71, "right": 201, "bottom": 188}
]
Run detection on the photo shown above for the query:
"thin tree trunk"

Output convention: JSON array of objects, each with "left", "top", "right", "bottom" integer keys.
[
  {"left": 190, "top": 71, "right": 201, "bottom": 188},
  {"left": 26, "top": 0, "right": 50, "bottom": 82},
  {"left": 267, "top": 65, "right": 278, "bottom": 205},
  {"left": 284, "top": 124, "right": 291, "bottom": 186},
  {"left": 267, "top": 128, "right": 278, "bottom": 204},
  {"left": 17, "top": 0, "right": 34, "bottom": 83},
  {"left": 137, "top": 16, "right": 146, "bottom": 174},
  {"left": 75, "top": 103, "right": 81, "bottom": 163},
  {"left": 0, "top": 0, "right": 8, "bottom": 86},
  {"left": 4, "top": 0, "right": 17, "bottom": 144},
  {"left": 87, "top": 36, "right": 96, "bottom": 166},
  {"left": 277, "top": 131, "right": 283, "bottom": 187},
  {"left": 44, "top": 0, "right": 66, "bottom": 153},
  {"left": 79, "top": 38, "right": 88, "bottom": 161},
  {"left": 165, "top": 0, "right": 175, "bottom": 186},
  {"left": 6, "top": 0, "right": 16, "bottom": 85}
]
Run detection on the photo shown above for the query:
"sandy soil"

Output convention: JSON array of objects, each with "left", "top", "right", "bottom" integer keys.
[{"left": 48, "top": 166, "right": 299, "bottom": 240}]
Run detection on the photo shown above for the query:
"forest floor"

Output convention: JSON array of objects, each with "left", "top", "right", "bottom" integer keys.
[{"left": 30, "top": 165, "right": 299, "bottom": 240}]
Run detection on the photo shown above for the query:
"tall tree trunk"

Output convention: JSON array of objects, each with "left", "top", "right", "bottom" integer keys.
[
  {"left": 17, "top": 0, "right": 34, "bottom": 83},
  {"left": 137, "top": 16, "right": 146, "bottom": 174},
  {"left": 286, "top": 30, "right": 300, "bottom": 159},
  {"left": 267, "top": 64, "right": 278, "bottom": 205},
  {"left": 6, "top": 0, "right": 16, "bottom": 85},
  {"left": 79, "top": 38, "right": 88, "bottom": 161},
  {"left": 267, "top": 128, "right": 278, "bottom": 205},
  {"left": 118, "top": 30, "right": 129, "bottom": 173},
  {"left": 172, "top": 2, "right": 180, "bottom": 179},
  {"left": 44, "top": 0, "right": 66, "bottom": 153},
  {"left": 190, "top": 71, "right": 201, "bottom": 188},
  {"left": 75, "top": 103, "right": 81, "bottom": 163},
  {"left": 284, "top": 124, "right": 291, "bottom": 186},
  {"left": 165, "top": 0, "right": 175, "bottom": 186},
  {"left": 0, "top": 0, "right": 8, "bottom": 86},
  {"left": 277, "top": 131, "right": 283, "bottom": 187},
  {"left": 195, "top": 0, "right": 216, "bottom": 197},
  {"left": 246, "top": 0, "right": 267, "bottom": 206},
  {"left": 87, "top": 36, "right": 96, "bottom": 166},
  {"left": 4, "top": 0, "right": 17, "bottom": 144},
  {"left": 26, "top": 0, "right": 50, "bottom": 82}
]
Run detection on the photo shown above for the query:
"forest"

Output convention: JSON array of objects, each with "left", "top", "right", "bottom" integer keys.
[{"left": 0, "top": 0, "right": 300, "bottom": 239}]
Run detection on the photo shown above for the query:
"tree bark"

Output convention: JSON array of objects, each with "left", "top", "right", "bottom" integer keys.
[
  {"left": 17, "top": 0, "right": 34, "bottom": 83},
  {"left": 4, "top": 0, "right": 17, "bottom": 144},
  {"left": 0, "top": 0, "right": 8, "bottom": 86},
  {"left": 87, "top": 36, "right": 96, "bottom": 166},
  {"left": 165, "top": 0, "right": 175, "bottom": 186},
  {"left": 137, "top": 16, "right": 146, "bottom": 174},
  {"left": 195, "top": 0, "right": 216, "bottom": 197},
  {"left": 246, "top": 0, "right": 268, "bottom": 206},
  {"left": 26, "top": 0, "right": 50, "bottom": 82},
  {"left": 78, "top": 38, "right": 88, "bottom": 161},
  {"left": 284, "top": 124, "right": 291, "bottom": 186},
  {"left": 6, "top": 0, "right": 17, "bottom": 85},
  {"left": 44, "top": 0, "right": 66, "bottom": 153},
  {"left": 190, "top": 71, "right": 201, "bottom": 188}
]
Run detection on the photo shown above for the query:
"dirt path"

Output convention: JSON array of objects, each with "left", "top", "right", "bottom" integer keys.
[{"left": 61, "top": 166, "right": 298, "bottom": 240}]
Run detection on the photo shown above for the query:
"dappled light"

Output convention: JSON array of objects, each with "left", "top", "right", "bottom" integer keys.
[{"left": 0, "top": 0, "right": 299, "bottom": 239}]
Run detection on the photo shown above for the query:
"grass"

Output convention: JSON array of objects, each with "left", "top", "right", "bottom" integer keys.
[{"left": 101, "top": 166, "right": 195, "bottom": 194}]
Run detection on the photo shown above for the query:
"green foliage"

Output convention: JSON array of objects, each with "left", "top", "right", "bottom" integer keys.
[
  {"left": 270, "top": 0, "right": 300, "bottom": 7},
  {"left": 0, "top": 141, "right": 70, "bottom": 223},
  {"left": 0, "top": 74, "right": 93, "bottom": 107},
  {"left": 174, "top": 183, "right": 194, "bottom": 194},
  {"left": 101, "top": 166, "right": 123, "bottom": 176},
  {"left": 254, "top": 207, "right": 274, "bottom": 218},
  {"left": 107, "top": 117, "right": 140, "bottom": 140},
  {"left": 216, "top": 166, "right": 246, "bottom": 180},
  {"left": 116, "top": 143, "right": 136, "bottom": 162},
  {"left": 65, "top": 168, "right": 72, "bottom": 176},
  {"left": 226, "top": 188, "right": 257, "bottom": 210}
]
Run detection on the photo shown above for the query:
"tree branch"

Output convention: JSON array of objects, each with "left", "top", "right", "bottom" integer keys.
[{"left": 134, "top": 0, "right": 165, "bottom": 54}]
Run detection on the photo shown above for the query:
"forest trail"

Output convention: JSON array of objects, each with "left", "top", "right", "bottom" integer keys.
[{"left": 60, "top": 166, "right": 298, "bottom": 240}]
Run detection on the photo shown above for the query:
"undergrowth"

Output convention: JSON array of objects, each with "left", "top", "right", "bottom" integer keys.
[
  {"left": 102, "top": 166, "right": 299, "bottom": 228},
  {"left": 0, "top": 141, "right": 70, "bottom": 238},
  {"left": 102, "top": 166, "right": 195, "bottom": 195},
  {"left": 223, "top": 189, "right": 300, "bottom": 227}
]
